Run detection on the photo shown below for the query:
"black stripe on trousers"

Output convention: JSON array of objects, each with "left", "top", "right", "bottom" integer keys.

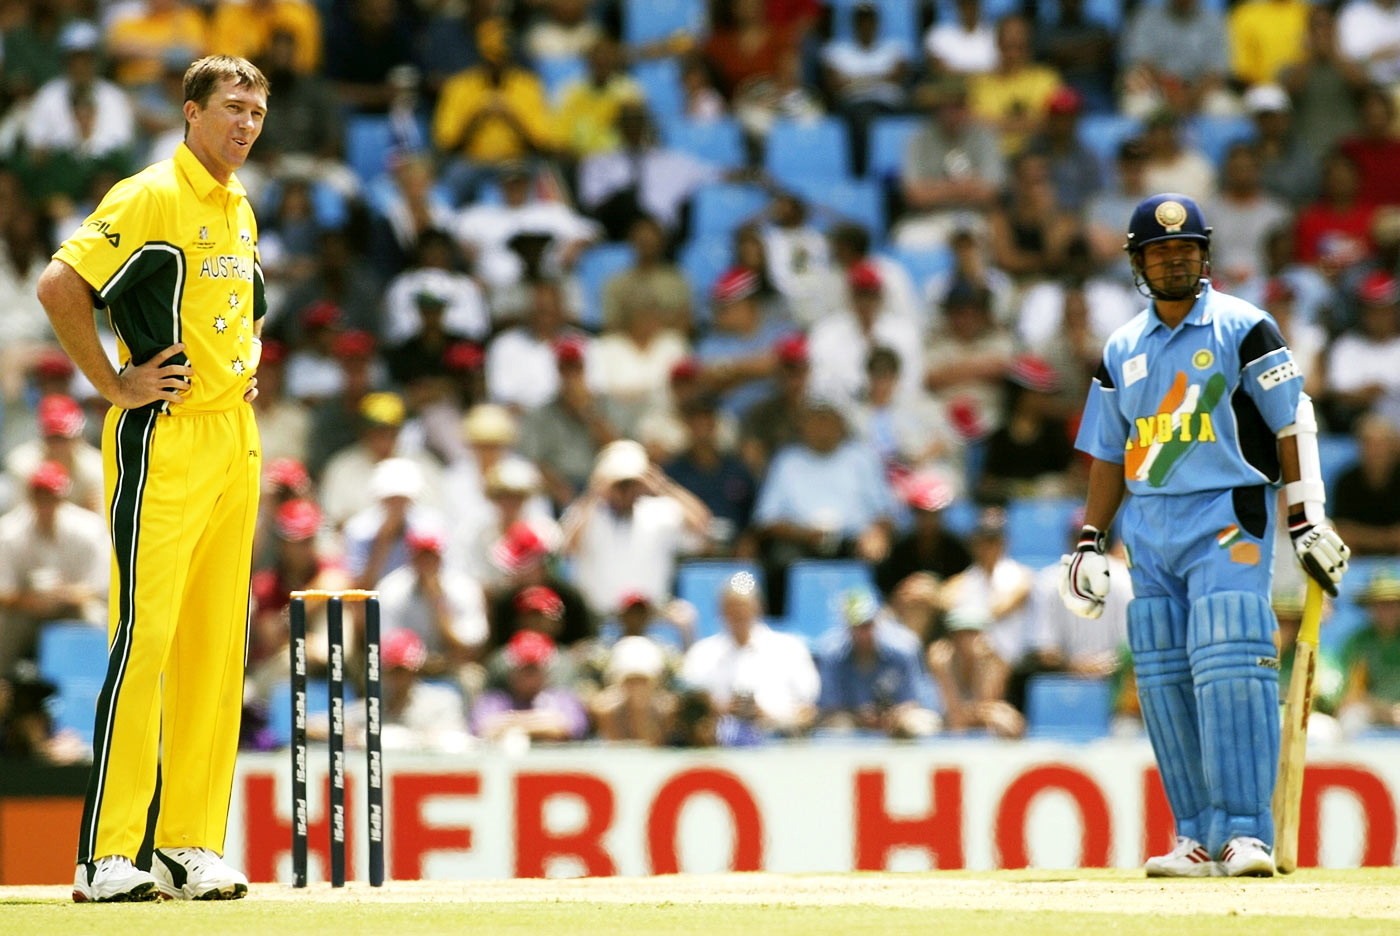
[{"left": 78, "top": 407, "right": 157, "bottom": 863}]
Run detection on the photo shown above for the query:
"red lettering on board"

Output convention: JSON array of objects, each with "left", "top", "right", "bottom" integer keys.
[
  {"left": 996, "top": 765, "right": 1111, "bottom": 869},
  {"left": 647, "top": 769, "right": 763, "bottom": 873},
  {"left": 390, "top": 773, "right": 479, "bottom": 880},
  {"left": 514, "top": 772, "right": 617, "bottom": 877},
  {"left": 1297, "top": 765, "right": 1397, "bottom": 867},
  {"left": 243, "top": 773, "right": 352, "bottom": 883},
  {"left": 853, "top": 768, "right": 965, "bottom": 870}
]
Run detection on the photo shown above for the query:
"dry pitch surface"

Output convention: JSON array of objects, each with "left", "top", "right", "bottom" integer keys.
[{"left": 5, "top": 869, "right": 1400, "bottom": 935}]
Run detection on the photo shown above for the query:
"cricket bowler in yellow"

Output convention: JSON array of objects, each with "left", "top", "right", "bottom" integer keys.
[{"left": 37, "top": 56, "right": 270, "bottom": 902}]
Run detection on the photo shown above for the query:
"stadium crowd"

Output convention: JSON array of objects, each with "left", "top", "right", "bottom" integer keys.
[{"left": 4, "top": 0, "right": 1400, "bottom": 760}]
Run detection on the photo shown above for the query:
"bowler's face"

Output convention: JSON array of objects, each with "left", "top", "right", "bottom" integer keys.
[{"left": 187, "top": 78, "right": 266, "bottom": 178}]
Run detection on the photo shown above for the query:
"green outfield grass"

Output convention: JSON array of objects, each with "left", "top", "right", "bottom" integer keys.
[{"left": 5, "top": 868, "right": 1399, "bottom": 936}]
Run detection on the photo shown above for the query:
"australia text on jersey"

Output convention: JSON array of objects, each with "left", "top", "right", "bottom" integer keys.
[{"left": 199, "top": 254, "right": 254, "bottom": 281}]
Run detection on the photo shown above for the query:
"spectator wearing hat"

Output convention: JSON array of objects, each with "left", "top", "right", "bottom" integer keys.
[
  {"left": 246, "top": 339, "right": 310, "bottom": 465},
  {"left": 342, "top": 457, "right": 450, "bottom": 590},
  {"left": 877, "top": 474, "right": 973, "bottom": 596},
  {"left": 808, "top": 261, "right": 922, "bottom": 404},
  {"left": 926, "top": 604, "right": 1025, "bottom": 738},
  {"left": 1121, "top": 0, "right": 1229, "bottom": 118},
  {"left": 382, "top": 229, "right": 488, "bottom": 348},
  {"left": 695, "top": 268, "right": 789, "bottom": 417},
  {"left": 680, "top": 571, "right": 819, "bottom": 741},
  {"left": 1294, "top": 150, "right": 1375, "bottom": 268},
  {"left": 601, "top": 216, "right": 692, "bottom": 334},
  {"left": 664, "top": 395, "right": 757, "bottom": 554},
  {"left": 923, "top": 279, "right": 1017, "bottom": 438},
  {"left": 1139, "top": 110, "right": 1216, "bottom": 201},
  {"left": 1338, "top": 570, "right": 1400, "bottom": 735},
  {"left": 281, "top": 300, "right": 346, "bottom": 404},
  {"left": 737, "top": 333, "right": 811, "bottom": 475},
  {"left": 0, "top": 460, "right": 107, "bottom": 675},
  {"left": 826, "top": 223, "right": 923, "bottom": 328},
  {"left": 348, "top": 628, "right": 472, "bottom": 753},
  {"left": 320, "top": 391, "right": 439, "bottom": 530},
  {"left": 848, "top": 346, "right": 963, "bottom": 481},
  {"left": 590, "top": 635, "right": 677, "bottom": 745},
  {"left": 488, "top": 280, "right": 596, "bottom": 411},
  {"left": 459, "top": 457, "right": 560, "bottom": 586},
  {"left": 23, "top": 21, "right": 135, "bottom": 166},
  {"left": 518, "top": 338, "right": 622, "bottom": 507},
  {"left": 441, "top": 402, "right": 533, "bottom": 544},
  {"left": 1332, "top": 414, "right": 1400, "bottom": 556},
  {"left": 978, "top": 354, "right": 1077, "bottom": 501},
  {"left": 1243, "top": 84, "right": 1320, "bottom": 207},
  {"left": 813, "top": 589, "right": 940, "bottom": 739},
  {"left": 4, "top": 394, "right": 103, "bottom": 513},
  {"left": 251, "top": 455, "right": 315, "bottom": 568},
  {"left": 563, "top": 440, "right": 711, "bottom": 616},
  {"left": 591, "top": 286, "right": 692, "bottom": 437},
  {"left": 1205, "top": 141, "right": 1292, "bottom": 287},
  {"left": 1326, "top": 272, "right": 1400, "bottom": 428},
  {"left": 377, "top": 528, "right": 488, "bottom": 676},
  {"left": 753, "top": 397, "right": 898, "bottom": 607},
  {"left": 1228, "top": 0, "right": 1310, "bottom": 88},
  {"left": 1023, "top": 86, "right": 1100, "bottom": 213},
  {"left": 590, "top": 591, "right": 696, "bottom": 656},
  {"left": 487, "top": 530, "right": 592, "bottom": 648},
  {"left": 471, "top": 630, "right": 588, "bottom": 742},
  {"left": 1282, "top": 6, "right": 1365, "bottom": 156}
]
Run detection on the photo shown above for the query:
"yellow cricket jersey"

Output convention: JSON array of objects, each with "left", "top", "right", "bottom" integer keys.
[{"left": 54, "top": 143, "right": 266, "bottom": 414}]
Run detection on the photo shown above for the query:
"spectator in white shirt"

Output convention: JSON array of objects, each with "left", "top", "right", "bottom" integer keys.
[
  {"left": 320, "top": 392, "right": 444, "bottom": 531},
  {"left": 562, "top": 440, "right": 711, "bottom": 616},
  {"left": 0, "top": 461, "right": 108, "bottom": 675},
  {"left": 924, "top": 0, "right": 999, "bottom": 76},
  {"left": 458, "top": 457, "right": 560, "bottom": 587},
  {"left": 24, "top": 22, "right": 134, "bottom": 160},
  {"left": 808, "top": 261, "right": 923, "bottom": 403},
  {"left": 822, "top": 2, "right": 910, "bottom": 175},
  {"left": 382, "top": 229, "right": 489, "bottom": 345},
  {"left": 592, "top": 291, "right": 691, "bottom": 436},
  {"left": 342, "top": 458, "right": 451, "bottom": 591},
  {"left": 486, "top": 279, "right": 594, "bottom": 411},
  {"left": 1327, "top": 272, "right": 1400, "bottom": 429},
  {"left": 376, "top": 528, "right": 489, "bottom": 674},
  {"left": 761, "top": 194, "right": 832, "bottom": 321},
  {"left": 938, "top": 509, "right": 1033, "bottom": 688},
  {"left": 1140, "top": 109, "right": 1216, "bottom": 202},
  {"left": 1338, "top": 0, "right": 1400, "bottom": 85},
  {"left": 680, "top": 571, "right": 819, "bottom": 736}
]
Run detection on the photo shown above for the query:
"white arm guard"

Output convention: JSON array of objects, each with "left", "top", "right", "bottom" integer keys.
[{"left": 1276, "top": 396, "right": 1325, "bottom": 526}]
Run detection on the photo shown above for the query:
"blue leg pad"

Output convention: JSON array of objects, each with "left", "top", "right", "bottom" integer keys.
[
  {"left": 1128, "top": 596, "right": 1210, "bottom": 844},
  {"left": 1188, "top": 590, "right": 1280, "bottom": 855}
]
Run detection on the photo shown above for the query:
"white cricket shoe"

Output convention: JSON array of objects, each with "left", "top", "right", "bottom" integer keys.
[
  {"left": 73, "top": 855, "right": 160, "bottom": 902},
  {"left": 1219, "top": 837, "right": 1275, "bottom": 877},
  {"left": 152, "top": 847, "right": 249, "bottom": 900},
  {"left": 1144, "top": 836, "right": 1220, "bottom": 877}
]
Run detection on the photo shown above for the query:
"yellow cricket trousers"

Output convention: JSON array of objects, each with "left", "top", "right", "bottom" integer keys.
[{"left": 78, "top": 403, "right": 260, "bottom": 864}]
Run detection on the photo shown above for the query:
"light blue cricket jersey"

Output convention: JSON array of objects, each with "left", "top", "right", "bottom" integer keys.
[{"left": 1075, "top": 283, "right": 1304, "bottom": 497}]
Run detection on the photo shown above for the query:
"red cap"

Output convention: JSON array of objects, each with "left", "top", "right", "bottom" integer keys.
[
  {"left": 491, "top": 522, "right": 551, "bottom": 573},
  {"left": 266, "top": 456, "right": 311, "bottom": 495},
  {"left": 1008, "top": 353, "right": 1060, "bottom": 393},
  {"left": 332, "top": 330, "right": 376, "bottom": 359},
  {"left": 1046, "top": 86, "right": 1082, "bottom": 116},
  {"left": 948, "top": 395, "right": 989, "bottom": 440},
  {"left": 514, "top": 585, "right": 564, "bottom": 620},
  {"left": 775, "top": 333, "right": 809, "bottom": 367},
  {"left": 444, "top": 341, "right": 485, "bottom": 372},
  {"left": 381, "top": 628, "right": 427, "bottom": 671},
  {"left": 405, "top": 527, "right": 445, "bottom": 554},
  {"left": 848, "top": 261, "right": 882, "bottom": 294},
  {"left": 669, "top": 357, "right": 701, "bottom": 383},
  {"left": 274, "top": 498, "right": 321, "bottom": 542},
  {"left": 618, "top": 590, "right": 651, "bottom": 612},
  {"left": 1359, "top": 271, "right": 1399, "bottom": 305},
  {"left": 38, "top": 394, "right": 84, "bottom": 438},
  {"left": 302, "top": 300, "right": 342, "bottom": 329},
  {"left": 1263, "top": 278, "right": 1296, "bottom": 305},
  {"left": 34, "top": 350, "right": 76, "bottom": 380},
  {"left": 900, "top": 473, "right": 954, "bottom": 512},
  {"left": 505, "top": 629, "right": 556, "bottom": 667},
  {"left": 28, "top": 460, "right": 71, "bottom": 497},
  {"left": 259, "top": 339, "right": 287, "bottom": 365},
  {"left": 554, "top": 336, "right": 587, "bottom": 367},
  {"left": 712, "top": 267, "right": 759, "bottom": 304}
]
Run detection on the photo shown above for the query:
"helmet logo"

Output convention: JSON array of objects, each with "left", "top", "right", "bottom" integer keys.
[{"left": 1155, "top": 200, "right": 1188, "bottom": 233}]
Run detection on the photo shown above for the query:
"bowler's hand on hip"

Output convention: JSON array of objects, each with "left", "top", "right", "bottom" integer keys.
[
  {"left": 113, "top": 343, "right": 192, "bottom": 409},
  {"left": 1059, "top": 525, "right": 1110, "bottom": 619}
]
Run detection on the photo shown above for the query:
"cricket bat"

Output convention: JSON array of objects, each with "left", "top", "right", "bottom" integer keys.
[{"left": 1273, "top": 578, "right": 1324, "bottom": 874}]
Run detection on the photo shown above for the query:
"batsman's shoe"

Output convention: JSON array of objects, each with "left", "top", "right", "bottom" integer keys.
[
  {"left": 1144, "top": 836, "right": 1219, "bottom": 877},
  {"left": 73, "top": 855, "right": 160, "bottom": 902},
  {"left": 1220, "top": 837, "right": 1275, "bottom": 877},
  {"left": 152, "top": 847, "right": 249, "bottom": 900}
]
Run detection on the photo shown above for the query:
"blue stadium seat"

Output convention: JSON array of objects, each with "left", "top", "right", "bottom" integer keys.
[
  {"left": 624, "top": 0, "right": 706, "bottom": 45},
  {"left": 1025, "top": 675, "right": 1113, "bottom": 740},
  {"left": 691, "top": 184, "right": 770, "bottom": 239},
  {"left": 1034, "top": 0, "right": 1125, "bottom": 30},
  {"left": 664, "top": 117, "right": 746, "bottom": 168},
  {"left": 867, "top": 115, "right": 921, "bottom": 181},
  {"left": 936, "top": 0, "right": 1023, "bottom": 22},
  {"left": 1006, "top": 497, "right": 1080, "bottom": 570},
  {"left": 676, "top": 561, "right": 767, "bottom": 641},
  {"left": 785, "top": 560, "right": 877, "bottom": 642},
  {"left": 941, "top": 498, "right": 980, "bottom": 538},
  {"left": 1077, "top": 114, "right": 1143, "bottom": 168},
  {"left": 537, "top": 57, "right": 588, "bottom": 105},
  {"left": 883, "top": 245, "right": 954, "bottom": 295},
  {"left": 345, "top": 115, "right": 395, "bottom": 184},
  {"left": 37, "top": 622, "right": 108, "bottom": 746},
  {"left": 765, "top": 118, "right": 851, "bottom": 187},
  {"left": 679, "top": 237, "right": 734, "bottom": 315},
  {"left": 1186, "top": 114, "right": 1258, "bottom": 169},
  {"left": 632, "top": 59, "right": 685, "bottom": 126},
  {"left": 574, "top": 243, "right": 637, "bottom": 330},
  {"left": 830, "top": 0, "right": 920, "bottom": 54},
  {"left": 788, "top": 177, "right": 887, "bottom": 240}
]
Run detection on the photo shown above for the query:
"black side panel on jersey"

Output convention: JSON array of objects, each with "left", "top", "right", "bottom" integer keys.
[
  {"left": 1095, "top": 361, "right": 1115, "bottom": 389},
  {"left": 1231, "top": 388, "right": 1281, "bottom": 483},
  {"left": 1239, "top": 317, "right": 1286, "bottom": 367}
]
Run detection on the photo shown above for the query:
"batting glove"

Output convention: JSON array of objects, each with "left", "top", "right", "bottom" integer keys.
[
  {"left": 1290, "top": 518, "right": 1349, "bottom": 597},
  {"left": 1059, "top": 525, "right": 1110, "bottom": 620}
]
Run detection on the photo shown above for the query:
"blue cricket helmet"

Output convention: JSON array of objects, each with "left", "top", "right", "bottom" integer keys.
[{"left": 1123, "top": 193, "right": 1211, "bottom": 253}]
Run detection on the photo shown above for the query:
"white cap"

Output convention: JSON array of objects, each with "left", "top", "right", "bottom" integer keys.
[
  {"left": 592, "top": 439, "right": 649, "bottom": 486},
  {"left": 59, "top": 21, "right": 101, "bottom": 54},
  {"left": 1244, "top": 84, "right": 1290, "bottom": 114},
  {"left": 486, "top": 456, "right": 541, "bottom": 494},
  {"left": 462, "top": 404, "right": 517, "bottom": 445},
  {"left": 369, "top": 457, "right": 425, "bottom": 501},
  {"left": 606, "top": 636, "right": 666, "bottom": 684}
]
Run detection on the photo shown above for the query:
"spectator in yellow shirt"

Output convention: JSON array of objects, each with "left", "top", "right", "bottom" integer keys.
[
  {"left": 1229, "top": 0, "right": 1310, "bottom": 87},
  {"left": 556, "top": 35, "right": 645, "bottom": 158},
  {"left": 433, "top": 18, "right": 558, "bottom": 168},
  {"left": 968, "top": 16, "right": 1061, "bottom": 155},
  {"left": 208, "top": 0, "right": 322, "bottom": 75},
  {"left": 104, "top": 0, "right": 206, "bottom": 88}
]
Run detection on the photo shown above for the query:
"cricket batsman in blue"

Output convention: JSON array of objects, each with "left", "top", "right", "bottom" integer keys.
[{"left": 1061, "top": 194, "right": 1350, "bottom": 877}]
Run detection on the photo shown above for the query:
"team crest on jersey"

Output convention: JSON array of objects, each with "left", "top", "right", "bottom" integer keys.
[
  {"left": 194, "top": 226, "right": 216, "bottom": 249},
  {"left": 239, "top": 229, "right": 252, "bottom": 247},
  {"left": 1123, "top": 370, "right": 1226, "bottom": 486},
  {"left": 1155, "top": 200, "right": 1187, "bottom": 233},
  {"left": 1192, "top": 349, "right": 1214, "bottom": 369}
]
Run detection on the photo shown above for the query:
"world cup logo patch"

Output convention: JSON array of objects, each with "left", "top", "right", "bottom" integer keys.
[
  {"left": 1154, "top": 200, "right": 1187, "bottom": 233},
  {"left": 1192, "top": 349, "right": 1214, "bottom": 369}
]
